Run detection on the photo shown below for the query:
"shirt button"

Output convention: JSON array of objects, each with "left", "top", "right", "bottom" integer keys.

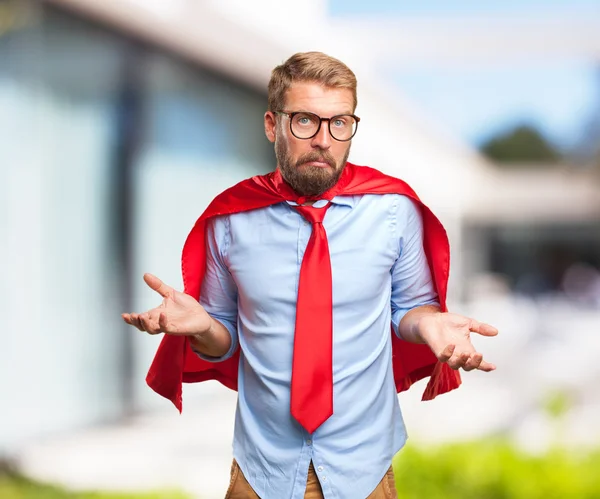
[
  {"left": 322, "top": 476, "right": 327, "bottom": 481},
  {"left": 306, "top": 439, "right": 312, "bottom": 445},
  {"left": 317, "top": 466, "right": 324, "bottom": 472}
]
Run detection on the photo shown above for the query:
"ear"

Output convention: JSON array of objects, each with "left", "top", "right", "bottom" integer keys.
[{"left": 264, "top": 111, "right": 277, "bottom": 143}]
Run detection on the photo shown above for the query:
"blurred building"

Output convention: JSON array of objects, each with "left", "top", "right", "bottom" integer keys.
[
  {"left": 1, "top": 0, "right": 599, "bottom": 465},
  {"left": 463, "top": 163, "right": 600, "bottom": 300},
  {"left": 1, "top": 0, "right": 277, "bottom": 454}
]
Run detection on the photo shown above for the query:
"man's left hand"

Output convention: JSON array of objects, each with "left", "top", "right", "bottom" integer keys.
[{"left": 418, "top": 312, "right": 498, "bottom": 372}]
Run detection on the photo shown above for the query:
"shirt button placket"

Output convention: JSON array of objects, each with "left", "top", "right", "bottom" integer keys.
[{"left": 317, "top": 465, "right": 326, "bottom": 482}]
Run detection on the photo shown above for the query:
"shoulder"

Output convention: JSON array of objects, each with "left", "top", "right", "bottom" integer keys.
[
  {"left": 354, "top": 192, "right": 419, "bottom": 214},
  {"left": 205, "top": 214, "right": 231, "bottom": 248},
  {"left": 395, "top": 194, "right": 421, "bottom": 216}
]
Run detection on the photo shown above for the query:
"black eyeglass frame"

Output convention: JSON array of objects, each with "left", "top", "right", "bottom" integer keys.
[{"left": 274, "top": 110, "right": 360, "bottom": 142}]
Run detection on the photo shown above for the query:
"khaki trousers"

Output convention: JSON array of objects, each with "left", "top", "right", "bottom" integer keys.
[{"left": 224, "top": 459, "right": 398, "bottom": 499}]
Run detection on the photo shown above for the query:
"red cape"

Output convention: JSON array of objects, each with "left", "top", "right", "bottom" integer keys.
[{"left": 146, "top": 163, "right": 461, "bottom": 411}]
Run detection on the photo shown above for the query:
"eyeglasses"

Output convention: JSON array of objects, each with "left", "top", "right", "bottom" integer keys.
[{"left": 274, "top": 111, "right": 360, "bottom": 142}]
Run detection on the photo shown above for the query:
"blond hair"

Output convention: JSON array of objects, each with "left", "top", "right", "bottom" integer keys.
[{"left": 267, "top": 52, "right": 357, "bottom": 112}]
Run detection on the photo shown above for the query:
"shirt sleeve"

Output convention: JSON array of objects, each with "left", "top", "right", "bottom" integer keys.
[
  {"left": 390, "top": 197, "right": 440, "bottom": 339},
  {"left": 193, "top": 215, "right": 239, "bottom": 362}
]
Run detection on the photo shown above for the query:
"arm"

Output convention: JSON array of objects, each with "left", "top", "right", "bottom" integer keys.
[
  {"left": 192, "top": 215, "right": 239, "bottom": 361},
  {"left": 390, "top": 197, "right": 441, "bottom": 340},
  {"left": 188, "top": 316, "right": 233, "bottom": 358},
  {"left": 391, "top": 197, "right": 498, "bottom": 372},
  {"left": 398, "top": 304, "right": 441, "bottom": 344}
]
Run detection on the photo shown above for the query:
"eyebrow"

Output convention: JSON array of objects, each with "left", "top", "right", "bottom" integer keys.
[{"left": 294, "top": 109, "right": 354, "bottom": 116}]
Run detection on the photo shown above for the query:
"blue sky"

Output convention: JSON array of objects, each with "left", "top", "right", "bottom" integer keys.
[
  {"left": 329, "top": 0, "right": 600, "bottom": 150},
  {"left": 329, "top": 0, "right": 600, "bottom": 18},
  {"left": 390, "top": 63, "right": 599, "bottom": 149}
]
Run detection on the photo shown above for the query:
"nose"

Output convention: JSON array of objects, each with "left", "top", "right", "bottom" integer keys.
[{"left": 310, "top": 120, "right": 332, "bottom": 150}]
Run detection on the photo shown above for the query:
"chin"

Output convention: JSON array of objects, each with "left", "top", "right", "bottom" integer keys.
[{"left": 299, "top": 162, "right": 336, "bottom": 173}]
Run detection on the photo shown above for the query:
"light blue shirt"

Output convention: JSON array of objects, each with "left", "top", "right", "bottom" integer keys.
[{"left": 198, "top": 193, "right": 439, "bottom": 499}]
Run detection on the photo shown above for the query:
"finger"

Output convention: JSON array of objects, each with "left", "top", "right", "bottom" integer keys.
[
  {"left": 448, "top": 351, "right": 471, "bottom": 371},
  {"left": 139, "top": 313, "right": 161, "bottom": 335},
  {"left": 158, "top": 312, "right": 167, "bottom": 329},
  {"left": 123, "top": 313, "right": 144, "bottom": 330},
  {"left": 462, "top": 352, "right": 483, "bottom": 372},
  {"left": 143, "top": 273, "right": 174, "bottom": 299},
  {"left": 158, "top": 312, "right": 179, "bottom": 334},
  {"left": 477, "top": 360, "right": 496, "bottom": 372},
  {"left": 158, "top": 312, "right": 178, "bottom": 334},
  {"left": 469, "top": 320, "right": 499, "bottom": 337},
  {"left": 130, "top": 313, "right": 145, "bottom": 332},
  {"left": 123, "top": 313, "right": 142, "bottom": 330},
  {"left": 437, "top": 344, "right": 456, "bottom": 363}
]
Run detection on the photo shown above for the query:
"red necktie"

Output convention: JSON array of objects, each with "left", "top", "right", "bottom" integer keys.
[{"left": 290, "top": 203, "right": 333, "bottom": 434}]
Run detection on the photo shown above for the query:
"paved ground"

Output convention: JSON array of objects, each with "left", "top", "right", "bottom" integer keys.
[{"left": 16, "top": 384, "right": 239, "bottom": 499}]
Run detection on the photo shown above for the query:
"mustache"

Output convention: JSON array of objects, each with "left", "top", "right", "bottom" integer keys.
[{"left": 295, "top": 151, "right": 336, "bottom": 168}]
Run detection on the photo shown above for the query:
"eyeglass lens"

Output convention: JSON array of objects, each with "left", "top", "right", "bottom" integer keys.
[{"left": 291, "top": 112, "right": 357, "bottom": 141}]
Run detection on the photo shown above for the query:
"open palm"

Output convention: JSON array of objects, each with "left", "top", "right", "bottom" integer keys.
[
  {"left": 122, "top": 273, "right": 211, "bottom": 336},
  {"left": 418, "top": 312, "right": 498, "bottom": 372}
]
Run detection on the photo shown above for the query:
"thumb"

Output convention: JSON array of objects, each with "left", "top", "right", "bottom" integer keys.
[
  {"left": 143, "top": 273, "right": 174, "bottom": 298},
  {"left": 469, "top": 319, "right": 499, "bottom": 337}
]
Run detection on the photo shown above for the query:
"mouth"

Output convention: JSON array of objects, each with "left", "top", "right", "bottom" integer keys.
[{"left": 303, "top": 160, "right": 332, "bottom": 168}]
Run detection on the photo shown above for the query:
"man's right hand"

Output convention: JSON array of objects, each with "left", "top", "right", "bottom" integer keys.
[{"left": 122, "top": 273, "right": 212, "bottom": 336}]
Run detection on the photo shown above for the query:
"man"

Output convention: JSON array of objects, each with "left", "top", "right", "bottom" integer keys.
[{"left": 122, "top": 52, "right": 498, "bottom": 499}]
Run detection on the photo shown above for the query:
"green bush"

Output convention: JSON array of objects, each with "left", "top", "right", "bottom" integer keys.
[{"left": 393, "top": 440, "right": 600, "bottom": 499}]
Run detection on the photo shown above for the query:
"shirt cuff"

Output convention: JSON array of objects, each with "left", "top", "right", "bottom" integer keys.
[
  {"left": 392, "top": 299, "right": 440, "bottom": 340},
  {"left": 190, "top": 317, "right": 238, "bottom": 363}
]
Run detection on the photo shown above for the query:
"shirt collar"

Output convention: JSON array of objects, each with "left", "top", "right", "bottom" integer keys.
[{"left": 286, "top": 195, "right": 356, "bottom": 209}]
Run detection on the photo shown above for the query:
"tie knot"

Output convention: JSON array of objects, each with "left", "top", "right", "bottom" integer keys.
[{"left": 295, "top": 203, "right": 330, "bottom": 225}]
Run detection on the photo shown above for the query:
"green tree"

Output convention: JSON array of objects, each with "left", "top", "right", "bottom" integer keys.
[{"left": 480, "top": 124, "right": 562, "bottom": 164}]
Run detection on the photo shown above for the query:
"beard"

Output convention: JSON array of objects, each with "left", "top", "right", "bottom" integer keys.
[{"left": 276, "top": 136, "right": 350, "bottom": 197}]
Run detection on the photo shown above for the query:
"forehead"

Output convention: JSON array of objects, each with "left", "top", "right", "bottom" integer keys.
[{"left": 284, "top": 81, "right": 354, "bottom": 115}]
